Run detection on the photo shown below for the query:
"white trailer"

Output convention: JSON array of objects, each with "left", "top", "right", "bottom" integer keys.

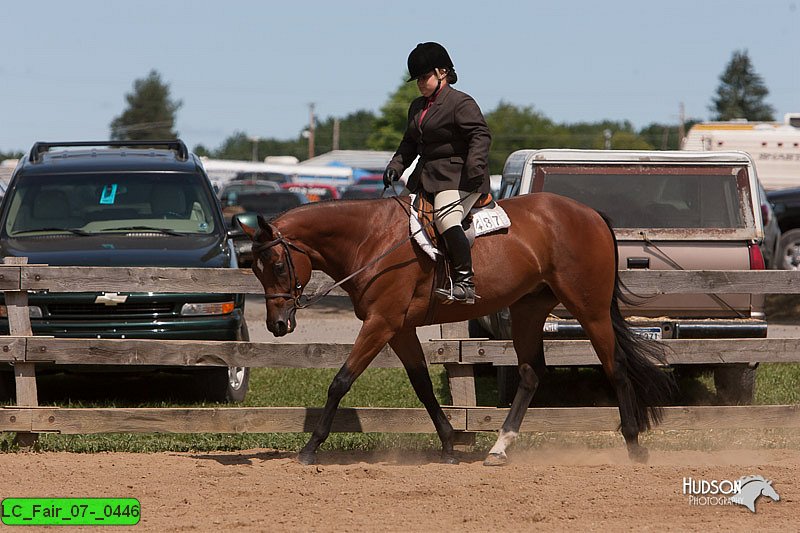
[{"left": 681, "top": 113, "right": 800, "bottom": 190}]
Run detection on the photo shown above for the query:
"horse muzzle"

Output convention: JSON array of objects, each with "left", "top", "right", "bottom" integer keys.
[{"left": 267, "top": 307, "right": 297, "bottom": 337}]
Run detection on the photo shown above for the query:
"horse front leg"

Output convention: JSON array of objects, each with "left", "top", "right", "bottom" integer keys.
[
  {"left": 389, "top": 329, "right": 458, "bottom": 464},
  {"left": 297, "top": 318, "right": 396, "bottom": 465}
]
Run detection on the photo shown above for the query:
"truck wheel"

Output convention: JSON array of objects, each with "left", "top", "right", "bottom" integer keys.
[
  {"left": 0, "top": 370, "right": 15, "bottom": 402},
  {"left": 777, "top": 229, "right": 800, "bottom": 270},
  {"left": 713, "top": 364, "right": 757, "bottom": 405}
]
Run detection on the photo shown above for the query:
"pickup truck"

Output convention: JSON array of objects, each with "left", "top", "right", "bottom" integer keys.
[{"left": 475, "top": 149, "right": 768, "bottom": 405}]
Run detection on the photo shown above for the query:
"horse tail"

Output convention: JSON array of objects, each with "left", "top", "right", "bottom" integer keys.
[{"left": 600, "top": 212, "right": 677, "bottom": 430}]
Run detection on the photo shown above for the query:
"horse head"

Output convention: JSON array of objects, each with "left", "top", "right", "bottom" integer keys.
[
  {"left": 241, "top": 215, "right": 312, "bottom": 337},
  {"left": 760, "top": 479, "right": 780, "bottom": 502}
]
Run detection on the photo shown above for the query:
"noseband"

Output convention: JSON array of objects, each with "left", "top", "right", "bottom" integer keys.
[{"left": 251, "top": 230, "right": 309, "bottom": 308}]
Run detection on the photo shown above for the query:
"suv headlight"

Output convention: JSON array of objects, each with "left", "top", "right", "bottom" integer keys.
[{"left": 180, "top": 301, "right": 235, "bottom": 316}]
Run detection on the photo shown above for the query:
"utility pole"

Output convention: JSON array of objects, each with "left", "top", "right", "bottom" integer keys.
[
  {"left": 249, "top": 136, "right": 259, "bottom": 162},
  {"left": 332, "top": 118, "right": 340, "bottom": 151},
  {"left": 308, "top": 103, "right": 316, "bottom": 159},
  {"left": 678, "top": 102, "right": 686, "bottom": 145}
]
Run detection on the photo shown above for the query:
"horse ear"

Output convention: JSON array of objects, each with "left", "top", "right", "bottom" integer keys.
[{"left": 256, "top": 214, "right": 272, "bottom": 234}]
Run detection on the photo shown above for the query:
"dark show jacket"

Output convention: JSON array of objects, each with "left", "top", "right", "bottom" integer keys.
[{"left": 387, "top": 84, "right": 492, "bottom": 194}]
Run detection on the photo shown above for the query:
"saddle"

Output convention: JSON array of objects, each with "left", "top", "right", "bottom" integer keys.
[{"left": 410, "top": 192, "right": 509, "bottom": 262}]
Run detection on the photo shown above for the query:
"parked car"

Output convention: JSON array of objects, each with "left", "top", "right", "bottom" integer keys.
[
  {"left": 756, "top": 181, "right": 782, "bottom": 269},
  {"left": 219, "top": 180, "right": 283, "bottom": 230},
  {"left": 219, "top": 180, "right": 280, "bottom": 205},
  {"left": 340, "top": 182, "right": 406, "bottom": 199},
  {"left": 0, "top": 140, "right": 249, "bottom": 402},
  {"left": 355, "top": 173, "right": 384, "bottom": 185},
  {"left": 478, "top": 149, "right": 768, "bottom": 405},
  {"left": 228, "top": 190, "right": 308, "bottom": 266},
  {"left": 280, "top": 182, "right": 339, "bottom": 202},
  {"left": 231, "top": 171, "right": 290, "bottom": 185},
  {"left": 766, "top": 186, "right": 800, "bottom": 270}
]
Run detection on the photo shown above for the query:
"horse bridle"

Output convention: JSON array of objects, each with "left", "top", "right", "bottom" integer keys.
[{"left": 251, "top": 230, "right": 309, "bottom": 308}]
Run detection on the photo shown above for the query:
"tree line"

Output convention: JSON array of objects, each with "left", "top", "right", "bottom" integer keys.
[{"left": 0, "top": 50, "right": 777, "bottom": 174}]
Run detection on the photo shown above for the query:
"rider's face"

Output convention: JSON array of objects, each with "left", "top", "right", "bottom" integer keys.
[{"left": 416, "top": 69, "right": 445, "bottom": 98}]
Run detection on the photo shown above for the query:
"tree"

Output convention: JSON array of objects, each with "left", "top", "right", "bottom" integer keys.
[
  {"left": 367, "top": 76, "right": 419, "bottom": 151},
  {"left": 484, "top": 102, "right": 568, "bottom": 173},
  {"left": 710, "top": 50, "right": 775, "bottom": 121},
  {"left": 313, "top": 110, "right": 378, "bottom": 154},
  {"left": 110, "top": 70, "right": 183, "bottom": 140}
]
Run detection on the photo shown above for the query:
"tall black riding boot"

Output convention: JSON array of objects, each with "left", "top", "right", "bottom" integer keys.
[{"left": 435, "top": 226, "right": 478, "bottom": 304}]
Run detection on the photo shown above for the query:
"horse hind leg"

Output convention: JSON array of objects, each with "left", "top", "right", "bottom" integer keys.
[
  {"left": 570, "top": 308, "right": 673, "bottom": 463},
  {"left": 484, "top": 291, "right": 556, "bottom": 467}
]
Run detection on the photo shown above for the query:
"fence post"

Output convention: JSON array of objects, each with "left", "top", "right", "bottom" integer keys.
[
  {"left": 3, "top": 257, "right": 38, "bottom": 447},
  {"left": 441, "top": 321, "right": 477, "bottom": 449}
]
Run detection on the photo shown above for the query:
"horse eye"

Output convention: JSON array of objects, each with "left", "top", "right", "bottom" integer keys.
[{"left": 274, "top": 262, "right": 286, "bottom": 275}]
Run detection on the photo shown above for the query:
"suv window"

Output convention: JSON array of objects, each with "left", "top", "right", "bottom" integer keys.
[
  {"left": 534, "top": 165, "right": 749, "bottom": 229},
  {"left": 3, "top": 172, "right": 218, "bottom": 236}
]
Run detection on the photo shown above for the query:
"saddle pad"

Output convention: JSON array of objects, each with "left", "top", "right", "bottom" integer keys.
[{"left": 409, "top": 194, "right": 511, "bottom": 261}]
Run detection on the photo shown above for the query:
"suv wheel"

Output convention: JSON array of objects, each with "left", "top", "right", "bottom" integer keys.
[{"left": 197, "top": 318, "right": 251, "bottom": 403}]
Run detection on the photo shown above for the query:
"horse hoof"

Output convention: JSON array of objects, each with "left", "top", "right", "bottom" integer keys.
[
  {"left": 441, "top": 454, "right": 459, "bottom": 465},
  {"left": 297, "top": 451, "right": 317, "bottom": 465},
  {"left": 628, "top": 446, "right": 649, "bottom": 464},
  {"left": 483, "top": 452, "right": 508, "bottom": 467}
]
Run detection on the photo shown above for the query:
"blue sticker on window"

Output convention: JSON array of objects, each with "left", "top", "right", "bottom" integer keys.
[{"left": 100, "top": 184, "right": 118, "bottom": 205}]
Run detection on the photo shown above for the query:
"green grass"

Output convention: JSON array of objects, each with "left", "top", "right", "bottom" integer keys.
[{"left": 3, "top": 362, "right": 800, "bottom": 454}]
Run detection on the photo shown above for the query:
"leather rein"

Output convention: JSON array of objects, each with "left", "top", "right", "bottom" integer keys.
[{"left": 250, "top": 193, "right": 466, "bottom": 310}]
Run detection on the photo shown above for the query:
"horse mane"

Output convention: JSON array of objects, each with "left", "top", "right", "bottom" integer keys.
[{"left": 738, "top": 475, "right": 768, "bottom": 486}]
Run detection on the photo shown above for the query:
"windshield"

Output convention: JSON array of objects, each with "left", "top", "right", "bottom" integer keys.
[
  {"left": 537, "top": 166, "right": 749, "bottom": 229},
  {"left": 3, "top": 172, "right": 219, "bottom": 236}
]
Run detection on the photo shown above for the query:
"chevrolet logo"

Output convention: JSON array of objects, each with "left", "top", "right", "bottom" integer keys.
[{"left": 94, "top": 292, "right": 128, "bottom": 306}]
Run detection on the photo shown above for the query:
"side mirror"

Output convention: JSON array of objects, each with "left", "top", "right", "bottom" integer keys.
[{"left": 227, "top": 214, "right": 246, "bottom": 237}]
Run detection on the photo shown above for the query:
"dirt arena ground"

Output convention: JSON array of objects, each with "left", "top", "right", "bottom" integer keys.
[
  {"left": 1, "top": 447, "right": 796, "bottom": 531},
  {"left": 1, "top": 296, "right": 798, "bottom": 531}
]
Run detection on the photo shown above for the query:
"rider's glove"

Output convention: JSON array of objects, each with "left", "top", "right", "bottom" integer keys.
[{"left": 383, "top": 167, "right": 399, "bottom": 188}]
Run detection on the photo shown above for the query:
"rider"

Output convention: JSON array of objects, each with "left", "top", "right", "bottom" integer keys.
[{"left": 383, "top": 42, "right": 492, "bottom": 304}]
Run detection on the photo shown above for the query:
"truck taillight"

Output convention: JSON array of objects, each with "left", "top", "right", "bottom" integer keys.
[{"left": 749, "top": 243, "right": 765, "bottom": 270}]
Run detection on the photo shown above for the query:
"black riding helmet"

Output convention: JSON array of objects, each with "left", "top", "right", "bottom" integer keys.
[{"left": 406, "top": 42, "right": 454, "bottom": 82}]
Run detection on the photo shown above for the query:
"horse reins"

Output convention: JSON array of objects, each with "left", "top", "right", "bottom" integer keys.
[{"left": 250, "top": 190, "right": 469, "bottom": 310}]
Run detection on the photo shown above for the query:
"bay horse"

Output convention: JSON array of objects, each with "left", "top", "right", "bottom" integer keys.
[{"left": 241, "top": 192, "right": 675, "bottom": 466}]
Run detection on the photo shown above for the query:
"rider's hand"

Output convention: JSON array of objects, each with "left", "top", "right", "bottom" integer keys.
[{"left": 383, "top": 167, "right": 399, "bottom": 188}]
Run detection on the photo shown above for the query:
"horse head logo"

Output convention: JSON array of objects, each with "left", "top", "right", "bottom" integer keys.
[{"left": 730, "top": 475, "right": 780, "bottom": 513}]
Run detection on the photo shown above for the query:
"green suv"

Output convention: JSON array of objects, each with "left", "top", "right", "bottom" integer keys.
[{"left": 0, "top": 140, "right": 249, "bottom": 402}]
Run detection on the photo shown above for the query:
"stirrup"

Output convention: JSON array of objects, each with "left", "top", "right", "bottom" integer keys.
[{"left": 435, "top": 279, "right": 479, "bottom": 305}]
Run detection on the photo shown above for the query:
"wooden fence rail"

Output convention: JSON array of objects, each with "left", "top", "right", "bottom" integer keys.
[{"left": 1, "top": 264, "right": 800, "bottom": 439}]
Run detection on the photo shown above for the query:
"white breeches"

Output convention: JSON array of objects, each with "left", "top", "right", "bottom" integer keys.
[{"left": 433, "top": 189, "right": 481, "bottom": 233}]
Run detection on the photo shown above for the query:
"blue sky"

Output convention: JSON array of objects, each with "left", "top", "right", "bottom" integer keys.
[{"left": 2, "top": 0, "right": 798, "bottom": 153}]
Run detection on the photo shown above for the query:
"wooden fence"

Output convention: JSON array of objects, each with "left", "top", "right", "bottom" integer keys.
[{"left": 2, "top": 263, "right": 800, "bottom": 439}]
